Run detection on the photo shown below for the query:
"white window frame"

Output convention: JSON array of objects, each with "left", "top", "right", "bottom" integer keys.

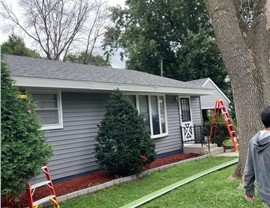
[
  {"left": 127, "top": 94, "right": 168, "bottom": 139},
  {"left": 31, "top": 91, "right": 63, "bottom": 130}
]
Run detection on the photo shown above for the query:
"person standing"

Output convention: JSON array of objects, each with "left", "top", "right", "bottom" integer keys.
[{"left": 244, "top": 106, "right": 270, "bottom": 207}]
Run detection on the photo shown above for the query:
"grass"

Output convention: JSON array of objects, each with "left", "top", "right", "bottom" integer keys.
[
  {"left": 61, "top": 157, "right": 263, "bottom": 208},
  {"left": 141, "top": 165, "right": 263, "bottom": 208},
  {"left": 223, "top": 139, "right": 234, "bottom": 146}
]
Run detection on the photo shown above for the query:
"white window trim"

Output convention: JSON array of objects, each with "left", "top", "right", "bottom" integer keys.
[
  {"left": 126, "top": 93, "right": 169, "bottom": 139},
  {"left": 148, "top": 95, "right": 153, "bottom": 137},
  {"left": 31, "top": 91, "right": 63, "bottom": 130}
]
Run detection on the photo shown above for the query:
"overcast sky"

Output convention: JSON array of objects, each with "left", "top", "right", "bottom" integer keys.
[
  {"left": 0, "top": 0, "right": 127, "bottom": 68},
  {"left": 106, "top": 0, "right": 126, "bottom": 68}
]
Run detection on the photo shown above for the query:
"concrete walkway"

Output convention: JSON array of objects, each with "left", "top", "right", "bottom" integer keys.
[{"left": 215, "top": 150, "right": 239, "bottom": 157}]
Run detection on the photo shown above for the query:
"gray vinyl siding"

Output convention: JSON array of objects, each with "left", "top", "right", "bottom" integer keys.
[
  {"left": 33, "top": 93, "right": 185, "bottom": 182},
  {"left": 190, "top": 96, "right": 203, "bottom": 125},
  {"left": 200, "top": 81, "right": 230, "bottom": 109},
  {"left": 33, "top": 92, "right": 109, "bottom": 182},
  {"left": 154, "top": 95, "right": 182, "bottom": 155}
]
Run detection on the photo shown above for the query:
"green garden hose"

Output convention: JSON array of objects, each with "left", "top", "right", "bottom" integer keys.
[{"left": 120, "top": 158, "right": 238, "bottom": 208}]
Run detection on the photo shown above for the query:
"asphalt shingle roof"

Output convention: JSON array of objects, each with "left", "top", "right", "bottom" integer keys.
[
  {"left": 186, "top": 78, "right": 209, "bottom": 86},
  {"left": 3, "top": 55, "right": 204, "bottom": 90}
]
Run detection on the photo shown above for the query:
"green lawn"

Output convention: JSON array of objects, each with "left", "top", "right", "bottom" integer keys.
[
  {"left": 141, "top": 165, "right": 263, "bottom": 208},
  {"left": 61, "top": 157, "right": 263, "bottom": 208}
]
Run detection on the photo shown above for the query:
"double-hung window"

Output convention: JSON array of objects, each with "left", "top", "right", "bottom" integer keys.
[
  {"left": 32, "top": 92, "right": 63, "bottom": 130},
  {"left": 128, "top": 94, "right": 168, "bottom": 138}
]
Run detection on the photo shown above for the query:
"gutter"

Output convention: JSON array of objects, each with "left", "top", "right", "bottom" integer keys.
[{"left": 12, "top": 76, "right": 214, "bottom": 96}]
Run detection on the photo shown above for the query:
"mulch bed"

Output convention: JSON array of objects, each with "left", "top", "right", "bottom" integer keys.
[{"left": 2, "top": 153, "right": 200, "bottom": 207}]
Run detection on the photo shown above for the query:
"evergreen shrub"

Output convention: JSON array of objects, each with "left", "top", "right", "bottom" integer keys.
[
  {"left": 95, "top": 89, "right": 156, "bottom": 176},
  {"left": 203, "top": 115, "right": 237, "bottom": 147},
  {"left": 1, "top": 61, "right": 53, "bottom": 200}
]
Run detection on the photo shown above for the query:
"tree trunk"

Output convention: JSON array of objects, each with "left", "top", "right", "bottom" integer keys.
[{"left": 204, "top": 0, "right": 270, "bottom": 178}]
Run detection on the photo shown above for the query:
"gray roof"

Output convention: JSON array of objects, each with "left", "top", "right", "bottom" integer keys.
[
  {"left": 186, "top": 78, "right": 209, "bottom": 86},
  {"left": 3, "top": 55, "right": 204, "bottom": 90}
]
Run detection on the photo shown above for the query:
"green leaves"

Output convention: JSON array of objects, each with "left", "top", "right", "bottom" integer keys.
[
  {"left": 103, "top": 0, "right": 228, "bottom": 92},
  {"left": 95, "top": 89, "right": 156, "bottom": 176},
  {"left": 1, "top": 61, "right": 53, "bottom": 200},
  {"left": 66, "top": 52, "right": 111, "bottom": 67},
  {"left": 1, "top": 34, "right": 41, "bottom": 58}
]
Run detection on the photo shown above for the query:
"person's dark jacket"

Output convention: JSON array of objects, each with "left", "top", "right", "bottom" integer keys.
[{"left": 244, "top": 130, "right": 270, "bottom": 205}]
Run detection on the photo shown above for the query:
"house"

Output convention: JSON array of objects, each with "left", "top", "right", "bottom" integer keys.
[
  {"left": 186, "top": 78, "right": 230, "bottom": 121},
  {"left": 3, "top": 55, "right": 213, "bottom": 182}
]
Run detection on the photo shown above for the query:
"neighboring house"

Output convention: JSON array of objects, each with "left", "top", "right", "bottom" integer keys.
[
  {"left": 3, "top": 55, "right": 213, "bottom": 182},
  {"left": 187, "top": 78, "right": 230, "bottom": 121}
]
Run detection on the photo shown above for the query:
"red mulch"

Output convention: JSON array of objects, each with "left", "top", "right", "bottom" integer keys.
[{"left": 2, "top": 153, "right": 200, "bottom": 207}]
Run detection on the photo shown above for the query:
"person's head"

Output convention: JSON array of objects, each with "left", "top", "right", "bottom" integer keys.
[{"left": 261, "top": 106, "right": 270, "bottom": 128}]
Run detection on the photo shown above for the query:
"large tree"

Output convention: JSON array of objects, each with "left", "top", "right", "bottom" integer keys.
[
  {"left": 103, "top": 0, "right": 228, "bottom": 91},
  {"left": 1, "top": 0, "right": 109, "bottom": 61},
  {"left": 1, "top": 34, "right": 40, "bottom": 58},
  {"left": 204, "top": 0, "right": 270, "bottom": 177}
]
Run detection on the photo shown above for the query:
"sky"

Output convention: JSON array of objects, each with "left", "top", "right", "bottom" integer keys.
[
  {"left": 100, "top": 0, "right": 126, "bottom": 68},
  {"left": 0, "top": 0, "right": 127, "bottom": 68}
]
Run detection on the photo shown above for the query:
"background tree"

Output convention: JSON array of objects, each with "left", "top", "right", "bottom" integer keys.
[
  {"left": 1, "top": 61, "right": 53, "bottom": 200},
  {"left": 204, "top": 0, "right": 270, "bottom": 177},
  {"left": 1, "top": 0, "right": 109, "bottom": 61},
  {"left": 103, "top": 0, "right": 228, "bottom": 91},
  {"left": 95, "top": 90, "right": 156, "bottom": 176},
  {"left": 66, "top": 52, "right": 111, "bottom": 67},
  {"left": 1, "top": 34, "right": 40, "bottom": 58},
  {"left": 81, "top": 0, "right": 109, "bottom": 64}
]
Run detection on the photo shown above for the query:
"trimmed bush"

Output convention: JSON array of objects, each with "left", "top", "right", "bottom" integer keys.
[
  {"left": 204, "top": 115, "right": 237, "bottom": 147},
  {"left": 1, "top": 61, "right": 53, "bottom": 200},
  {"left": 95, "top": 89, "right": 156, "bottom": 176}
]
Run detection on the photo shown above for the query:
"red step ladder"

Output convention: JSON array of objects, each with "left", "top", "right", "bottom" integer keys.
[
  {"left": 26, "top": 165, "right": 59, "bottom": 208},
  {"left": 209, "top": 99, "right": 239, "bottom": 152}
]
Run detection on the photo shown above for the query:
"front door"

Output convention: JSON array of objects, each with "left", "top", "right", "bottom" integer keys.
[{"left": 179, "top": 97, "right": 194, "bottom": 142}]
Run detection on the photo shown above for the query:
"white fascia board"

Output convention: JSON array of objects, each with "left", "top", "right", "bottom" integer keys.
[
  {"left": 12, "top": 76, "right": 214, "bottom": 95},
  {"left": 202, "top": 78, "right": 231, "bottom": 103}
]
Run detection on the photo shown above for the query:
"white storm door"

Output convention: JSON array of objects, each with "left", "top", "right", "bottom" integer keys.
[{"left": 179, "top": 97, "right": 194, "bottom": 142}]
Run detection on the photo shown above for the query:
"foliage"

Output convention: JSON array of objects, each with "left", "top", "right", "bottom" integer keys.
[
  {"left": 66, "top": 52, "right": 111, "bottom": 67},
  {"left": 1, "top": 34, "right": 40, "bottom": 58},
  {"left": 203, "top": 115, "right": 237, "bottom": 147},
  {"left": 95, "top": 89, "right": 156, "bottom": 176},
  {"left": 1, "top": 61, "right": 53, "bottom": 200},
  {"left": 223, "top": 139, "right": 234, "bottom": 147},
  {"left": 103, "top": 0, "right": 228, "bottom": 91}
]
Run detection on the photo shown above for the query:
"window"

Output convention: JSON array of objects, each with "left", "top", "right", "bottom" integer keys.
[
  {"left": 32, "top": 92, "right": 63, "bottom": 130},
  {"left": 180, "top": 98, "right": 191, "bottom": 122},
  {"left": 159, "top": 96, "right": 166, "bottom": 134},
  {"left": 138, "top": 95, "right": 151, "bottom": 134},
  {"left": 127, "top": 94, "right": 168, "bottom": 138}
]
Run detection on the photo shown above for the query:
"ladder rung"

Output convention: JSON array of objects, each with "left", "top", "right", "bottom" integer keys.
[
  {"left": 33, "top": 195, "right": 55, "bottom": 206},
  {"left": 233, "top": 137, "right": 238, "bottom": 142},
  {"left": 30, "top": 180, "right": 51, "bottom": 189}
]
